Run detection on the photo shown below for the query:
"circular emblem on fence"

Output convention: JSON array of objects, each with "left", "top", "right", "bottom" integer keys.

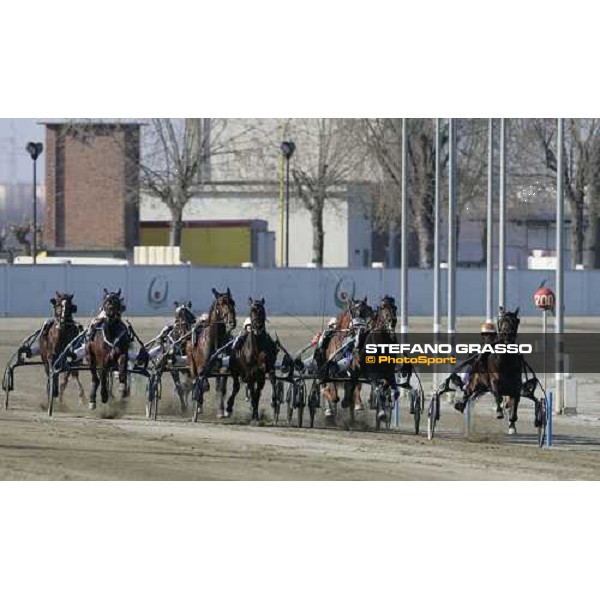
[
  {"left": 334, "top": 277, "right": 356, "bottom": 309},
  {"left": 148, "top": 276, "right": 169, "bottom": 309},
  {"left": 534, "top": 287, "right": 555, "bottom": 311}
]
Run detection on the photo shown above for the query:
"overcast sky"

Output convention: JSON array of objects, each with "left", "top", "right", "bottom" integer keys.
[{"left": 0, "top": 119, "right": 46, "bottom": 183}]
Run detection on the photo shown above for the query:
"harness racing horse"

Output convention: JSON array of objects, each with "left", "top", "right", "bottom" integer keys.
[
  {"left": 187, "top": 288, "right": 237, "bottom": 418},
  {"left": 164, "top": 301, "right": 196, "bottom": 412},
  {"left": 39, "top": 291, "right": 86, "bottom": 404},
  {"left": 322, "top": 297, "right": 374, "bottom": 425},
  {"left": 455, "top": 307, "right": 523, "bottom": 435},
  {"left": 230, "top": 297, "right": 278, "bottom": 422},
  {"left": 85, "top": 289, "right": 132, "bottom": 409},
  {"left": 363, "top": 295, "right": 403, "bottom": 421}
]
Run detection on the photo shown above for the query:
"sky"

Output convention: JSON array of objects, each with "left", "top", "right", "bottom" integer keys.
[{"left": 0, "top": 119, "right": 46, "bottom": 183}]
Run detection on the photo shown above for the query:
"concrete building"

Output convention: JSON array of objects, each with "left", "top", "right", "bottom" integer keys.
[
  {"left": 42, "top": 120, "right": 141, "bottom": 256},
  {"left": 140, "top": 182, "right": 374, "bottom": 268}
]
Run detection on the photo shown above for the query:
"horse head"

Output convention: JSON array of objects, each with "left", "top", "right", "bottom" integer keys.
[
  {"left": 210, "top": 287, "right": 237, "bottom": 332},
  {"left": 50, "top": 291, "right": 77, "bottom": 328},
  {"left": 348, "top": 296, "right": 374, "bottom": 330},
  {"left": 497, "top": 306, "right": 520, "bottom": 342},
  {"left": 248, "top": 297, "right": 266, "bottom": 333},
  {"left": 102, "top": 288, "right": 125, "bottom": 321},
  {"left": 376, "top": 295, "right": 397, "bottom": 331},
  {"left": 173, "top": 300, "right": 196, "bottom": 330}
]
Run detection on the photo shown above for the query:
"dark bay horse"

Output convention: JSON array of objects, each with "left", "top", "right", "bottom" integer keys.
[
  {"left": 455, "top": 307, "right": 523, "bottom": 434},
  {"left": 85, "top": 289, "right": 131, "bottom": 409},
  {"left": 322, "top": 297, "right": 374, "bottom": 424},
  {"left": 361, "top": 295, "right": 401, "bottom": 420},
  {"left": 164, "top": 301, "right": 196, "bottom": 412},
  {"left": 39, "top": 291, "right": 86, "bottom": 404},
  {"left": 187, "top": 288, "right": 237, "bottom": 417},
  {"left": 230, "top": 297, "right": 278, "bottom": 421}
]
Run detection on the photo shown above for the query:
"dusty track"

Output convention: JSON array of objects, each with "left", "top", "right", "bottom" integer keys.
[{"left": 2, "top": 316, "right": 600, "bottom": 480}]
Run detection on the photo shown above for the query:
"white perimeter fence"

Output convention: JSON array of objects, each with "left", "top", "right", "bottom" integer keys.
[{"left": 0, "top": 264, "right": 598, "bottom": 318}]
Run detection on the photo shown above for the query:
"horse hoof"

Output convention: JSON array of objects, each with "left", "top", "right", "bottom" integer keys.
[
  {"left": 453, "top": 402, "right": 465, "bottom": 414},
  {"left": 377, "top": 410, "right": 386, "bottom": 420},
  {"left": 325, "top": 408, "right": 333, "bottom": 417},
  {"left": 355, "top": 403, "right": 364, "bottom": 412},
  {"left": 496, "top": 412, "right": 504, "bottom": 420},
  {"left": 223, "top": 410, "right": 230, "bottom": 418},
  {"left": 89, "top": 402, "right": 96, "bottom": 410},
  {"left": 508, "top": 426, "right": 517, "bottom": 435}
]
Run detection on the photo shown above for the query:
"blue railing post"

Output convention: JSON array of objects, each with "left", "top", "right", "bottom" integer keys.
[{"left": 547, "top": 391, "right": 553, "bottom": 447}]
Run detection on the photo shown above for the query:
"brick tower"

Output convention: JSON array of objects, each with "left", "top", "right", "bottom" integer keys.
[{"left": 43, "top": 120, "right": 141, "bottom": 256}]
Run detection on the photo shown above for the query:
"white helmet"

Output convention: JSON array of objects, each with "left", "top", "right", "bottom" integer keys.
[
  {"left": 200, "top": 312, "right": 209, "bottom": 322},
  {"left": 243, "top": 317, "right": 252, "bottom": 328},
  {"left": 328, "top": 317, "right": 337, "bottom": 328}
]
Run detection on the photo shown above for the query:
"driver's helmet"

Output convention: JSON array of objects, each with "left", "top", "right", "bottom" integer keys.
[
  {"left": 327, "top": 317, "right": 337, "bottom": 329},
  {"left": 243, "top": 317, "right": 252, "bottom": 329},
  {"left": 480, "top": 322, "right": 496, "bottom": 334},
  {"left": 199, "top": 312, "right": 209, "bottom": 324}
]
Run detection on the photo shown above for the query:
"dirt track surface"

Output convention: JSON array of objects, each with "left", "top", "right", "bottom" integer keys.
[{"left": 1, "top": 316, "right": 600, "bottom": 480}]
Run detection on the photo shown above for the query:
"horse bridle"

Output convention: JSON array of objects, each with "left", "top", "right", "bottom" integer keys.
[
  {"left": 249, "top": 302, "right": 266, "bottom": 335},
  {"left": 375, "top": 298, "right": 397, "bottom": 332},
  {"left": 211, "top": 296, "right": 237, "bottom": 333},
  {"left": 55, "top": 296, "right": 77, "bottom": 330},
  {"left": 497, "top": 313, "right": 519, "bottom": 343},
  {"left": 175, "top": 305, "right": 196, "bottom": 331}
]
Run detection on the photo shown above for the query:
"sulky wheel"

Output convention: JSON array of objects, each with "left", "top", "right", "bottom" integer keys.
[
  {"left": 536, "top": 397, "right": 548, "bottom": 448},
  {"left": 146, "top": 377, "right": 155, "bottom": 420},
  {"left": 47, "top": 376, "right": 54, "bottom": 417},
  {"left": 296, "top": 382, "right": 306, "bottom": 429},
  {"left": 413, "top": 389, "right": 422, "bottom": 435},
  {"left": 272, "top": 380, "right": 283, "bottom": 426},
  {"left": 427, "top": 393, "right": 440, "bottom": 440},
  {"left": 285, "top": 383, "right": 294, "bottom": 426}
]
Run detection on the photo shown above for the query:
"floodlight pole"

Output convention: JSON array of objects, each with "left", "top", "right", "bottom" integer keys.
[
  {"left": 447, "top": 118, "right": 457, "bottom": 335},
  {"left": 486, "top": 118, "right": 494, "bottom": 323},
  {"left": 555, "top": 118, "right": 565, "bottom": 414},
  {"left": 400, "top": 118, "right": 409, "bottom": 334},
  {"left": 498, "top": 119, "right": 507, "bottom": 310}
]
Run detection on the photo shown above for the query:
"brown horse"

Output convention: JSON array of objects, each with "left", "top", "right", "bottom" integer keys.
[
  {"left": 229, "top": 297, "right": 278, "bottom": 421},
  {"left": 162, "top": 301, "right": 197, "bottom": 412},
  {"left": 362, "top": 295, "right": 402, "bottom": 418},
  {"left": 187, "top": 288, "right": 237, "bottom": 417},
  {"left": 455, "top": 307, "right": 523, "bottom": 434},
  {"left": 39, "top": 291, "right": 86, "bottom": 404},
  {"left": 85, "top": 289, "right": 131, "bottom": 409},
  {"left": 321, "top": 297, "right": 374, "bottom": 424}
]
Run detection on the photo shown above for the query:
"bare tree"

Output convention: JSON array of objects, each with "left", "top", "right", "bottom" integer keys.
[
  {"left": 364, "top": 119, "right": 448, "bottom": 268},
  {"left": 9, "top": 221, "right": 42, "bottom": 256},
  {"left": 515, "top": 118, "right": 600, "bottom": 268},
  {"left": 135, "top": 119, "right": 257, "bottom": 246},
  {"left": 289, "top": 119, "right": 366, "bottom": 266}
]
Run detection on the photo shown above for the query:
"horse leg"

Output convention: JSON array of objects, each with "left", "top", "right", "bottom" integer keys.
[
  {"left": 252, "top": 376, "right": 265, "bottom": 422},
  {"left": 216, "top": 377, "right": 227, "bottom": 418},
  {"left": 354, "top": 383, "right": 364, "bottom": 411},
  {"left": 89, "top": 351, "right": 99, "bottom": 409},
  {"left": 100, "top": 366, "right": 110, "bottom": 404},
  {"left": 508, "top": 394, "right": 519, "bottom": 435},
  {"left": 72, "top": 372, "right": 86, "bottom": 405},
  {"left": 58, "top": 371, "right": 69, "bottom": 403},
  {"left": 117, "top": 353, "right": 128, "bottom": 399},
  {"left": 322, "top": 383, "right": 339, "bottom": 417},
  {"left": 226, "top": 376, "right": 240, "bottom": 417},
  {"left": 171, "top": 371, "right": 187, "bottom": 412},
  {"left": 344, "top": 382, "right": 355, "bottom": 427}
]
